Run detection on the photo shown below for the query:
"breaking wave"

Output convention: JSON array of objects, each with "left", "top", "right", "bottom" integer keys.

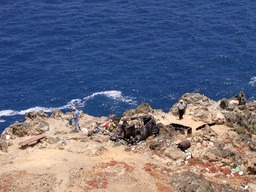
[
  {"left": 63, "top": 90, "right": 137, "bottom": 109},
  {"left": 249, "top": 76, "right": 256, "bottom": 86},
  {"left": 0, "top": 90, "right": 137, "bottom": 118}
]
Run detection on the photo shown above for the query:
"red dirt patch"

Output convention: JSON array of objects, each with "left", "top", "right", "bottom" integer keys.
[
  {"left": 84, "top": 160, "right": 135, "bottom": 191},
  {"left": 86, "top": 177, "right": 108, "bottom": 190},
  {"left": 99, "top": 160, "right": 134, "bottom": 172},
  {"left": 155, "top": 182, "right": 175, "bottom": 192},
  {"left": 144, "top": 163, "right": 166, "bottom": 180}
]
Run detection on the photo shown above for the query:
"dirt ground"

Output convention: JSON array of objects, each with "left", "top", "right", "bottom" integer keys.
[
  {"left": 0, "top": 110, "right": 255, "bottom": 192},
  {"left": 1, "top": 132, "right": 172, "bottom": 192}
]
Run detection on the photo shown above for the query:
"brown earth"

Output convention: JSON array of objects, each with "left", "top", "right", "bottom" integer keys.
[{"left": 1, "top": 94, "right": 256, "bottom": 192}]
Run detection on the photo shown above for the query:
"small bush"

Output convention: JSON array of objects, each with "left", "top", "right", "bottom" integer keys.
[{"left": 235, "top": 126, "right": 246, "bottom": 134}]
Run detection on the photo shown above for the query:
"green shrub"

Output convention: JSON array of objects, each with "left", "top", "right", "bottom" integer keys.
[{"left": 235, "top": 126, "right": 246, "bottom": 134}]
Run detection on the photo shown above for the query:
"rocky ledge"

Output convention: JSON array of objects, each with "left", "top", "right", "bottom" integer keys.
[{"left": 0, "top": 92, "right": 256, "bottom": 192}]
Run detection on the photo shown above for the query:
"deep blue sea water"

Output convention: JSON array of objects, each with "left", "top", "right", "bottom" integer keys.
[{"left": 0, "top": 0, "right": 256, "bottom": 133}]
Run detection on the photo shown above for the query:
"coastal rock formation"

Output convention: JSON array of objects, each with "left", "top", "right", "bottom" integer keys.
[
  {"left": 123, "top": 102, "right": 153, "bottom": 117},
  {"left": 171, "top": 92, "right": 256, "bottom": 134},
  {"left": 25, "top": 110, "right": 48, "bottom": 121},
  {"left": 0, "top": 92, "right": 256, "bottom": 192}
]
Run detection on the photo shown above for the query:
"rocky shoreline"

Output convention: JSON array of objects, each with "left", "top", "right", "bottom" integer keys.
[{"left": 0, "top": 92, "right": 256, "bottom": 192}]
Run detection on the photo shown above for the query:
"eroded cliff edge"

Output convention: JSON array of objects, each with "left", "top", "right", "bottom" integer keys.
[{"left": 0, "top": 92, "right": 256, "bottom": 192}]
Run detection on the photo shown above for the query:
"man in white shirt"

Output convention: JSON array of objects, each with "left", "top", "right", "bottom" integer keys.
[{"left": 177, "top": 99, "right": 186, "bottom": 119}]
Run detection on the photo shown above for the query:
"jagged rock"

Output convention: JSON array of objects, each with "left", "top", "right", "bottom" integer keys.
[
  {"left": 204, "top": 146, "right": 238, "bottom": 163},
  {"left": 148, "top": 141, "right": 162, "bottom": 150},
  {"left": 220, "top": 99, "right": 229, "bottom": 109},
  {"left": 136, "top": 102, "right": 153, "bottom": 113},
  {"left": 50, "top": 109, "right": 65, "bottom": 119},
  {"left": 234, "top": 91, "right": 247, "bottom": 105},
  {"left": 248, "top": 141, "right": 256, "bottom": 151},
  {"left": 7, "top": 120, "right": 50, "bottom": 136},
  {"left": 247, "top": 166, "right": 256, "bottom": 175},
  {"left": 25, "top": 110, "right": 48, "bottom": 120},
  {"left": 169, "top": 171, "right": 240, "bottom": 192},
  {"left": 158, "top": 123, "right": 175, "bottom": 139},
  {"left": 201, "top": 150, "right": 219, "bottom": 162},
  {"left": 1, "top": 92, "right": 256, "bottom": 191},
  {"left": 182, "top": 93, "right": 211, "bottom": 105},
  {"left": 224, "top": 109, "right": 256, "bottom": 134},
  {"left": 226, "top": 99, "right": 239, "bottom": 111},
  {"left": 224, "top": 112, "right": 238, "bottom": 127},
  {"left": 47, "top": 137, "right": 60, "bottom": 144},
  {"left": 171, "top": 92, "right": 256, "bottom": 132},
  {"left": 247, "top": 101, "right": 256, "bottom": 111},
  {"left": 6, "top": 121, "right": 32, "bottom": 137},
  {"left": 123, "top": 102, "right": 153, "bottom": 117},
  {"left": 170, "top": 93, "right": 224, "bottom": 124},
  {"left": 195, "top": 126, "right": 218, "bottom": 141},
  {"left": 36, "top": 121, "right": 50, "bottom": 133},
  {"left": 247, "top": 162, "right": 256, "bottom": 175},
  {"left": 231, "top": 133, "right": 252, "bottom": 149},
  {"left": 0, "top": 139, "right": 8, "bottom": 152}
]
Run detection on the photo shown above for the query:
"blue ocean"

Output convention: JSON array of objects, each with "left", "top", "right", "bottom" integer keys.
[{"left": 0, "top": 0, "right": 255, "bottom": 134}]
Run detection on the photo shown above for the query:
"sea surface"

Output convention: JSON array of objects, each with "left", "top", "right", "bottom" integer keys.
[{"left": 0, "top": 0, "right": 256, "bottom": 133}]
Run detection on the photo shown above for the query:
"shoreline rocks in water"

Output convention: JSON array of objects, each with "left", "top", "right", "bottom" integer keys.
[{"left": 0, "top": 92, "right": 256, "bottom": 192}]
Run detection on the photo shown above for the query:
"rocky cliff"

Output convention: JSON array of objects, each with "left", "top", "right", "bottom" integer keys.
[{"left": 0, "top": 92, "right": 255, "bottom": 192}]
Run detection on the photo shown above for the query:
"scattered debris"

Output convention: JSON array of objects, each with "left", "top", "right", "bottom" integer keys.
[{"left": 110, "top": 115, "right": 159, "bottom": 145}]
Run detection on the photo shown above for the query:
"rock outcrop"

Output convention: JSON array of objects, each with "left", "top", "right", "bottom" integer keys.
[{"left": 0, "top": 92, "right": 256, "bottom": 192}]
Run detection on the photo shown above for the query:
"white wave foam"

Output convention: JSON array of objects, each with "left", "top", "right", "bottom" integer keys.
[
  {"left": 62, "top": 90, "right": 137, "bottom": 109},
  {"left": 0, "top": 107, "right": 58, "bottom": 117},
  {"left": 249, "top": 76, "right": 256, "bottom": 86},
  {"left": 84, "top": 90, "right": 136, "bottom": 104},
  {"left": 0, "top": 110, "right": 16, "bottom": 117},
  {"left": 0, "top": 119, "right": 5, "bottom": 123},
  {"left": 0, "top": 90, "right": 137, "bottom": 117}
]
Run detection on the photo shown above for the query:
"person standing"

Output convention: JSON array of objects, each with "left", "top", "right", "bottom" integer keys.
[
  {"left": 72, "top": 107, "right": 80, "bottom": 132},
  {"left": 177, "top": 99, "right": 186, "bottom": 119}
]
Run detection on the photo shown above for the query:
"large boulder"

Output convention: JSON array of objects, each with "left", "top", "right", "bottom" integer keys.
[
  {"left": 25, "top": 110, "right": 48, "bottom": 121},
  {"left": 4, "top": 121, "right": 32, "bottom": 137},
  {"left": 123, "top": 102, "right": 153, "bottom": 117},
  {"left": 224, "top": 110, "right": 256, "bottom": 134},
  {"left": 50, "top": 109, "right": 65, "bottom": 119},
  {"left": 0, "top": 139, "right": 8, "bottom": 152},
  {"left": 234, "top": 91, "right": 247, "bottom": 105},
  {"left": 34, "top": 121, "right": 50, "bottom": 134},
  {"left": 219, "top": 98, "right": 229, "bottom": 109}
]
